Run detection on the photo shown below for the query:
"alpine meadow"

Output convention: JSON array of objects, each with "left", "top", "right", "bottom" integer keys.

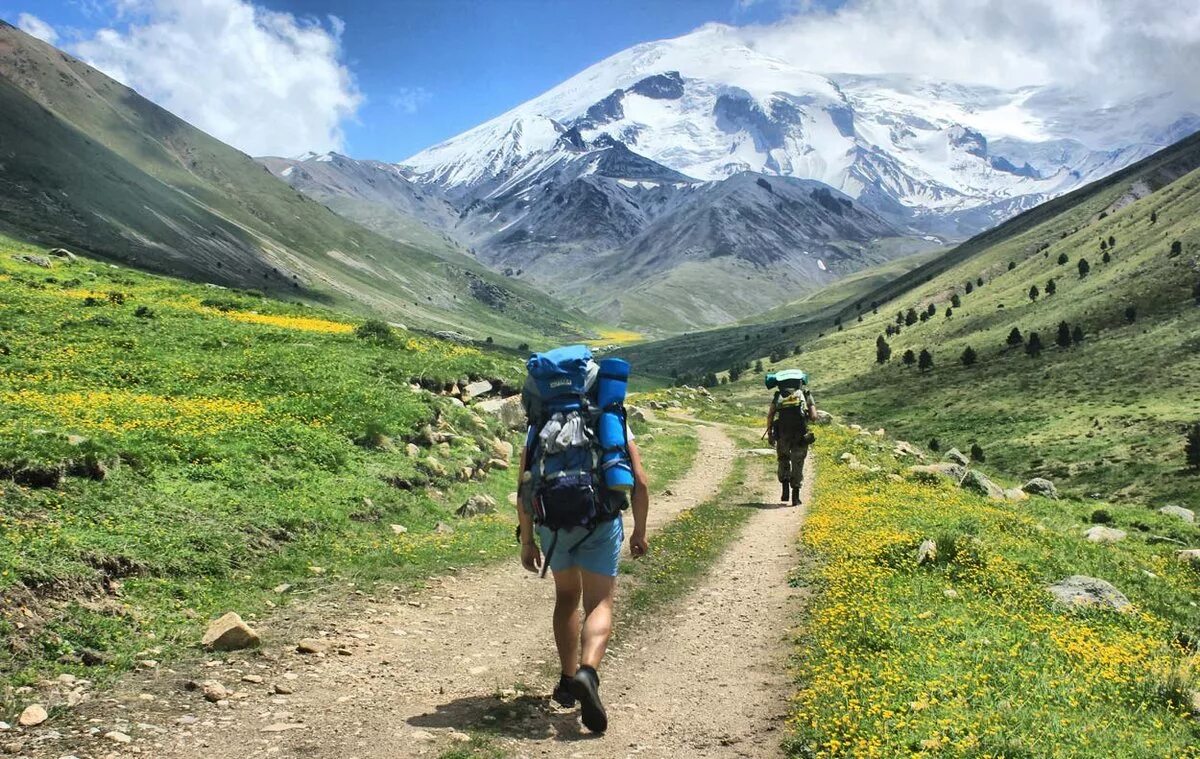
[{"left": 2, "top": 3, "right": 1199, "bottom": 759}]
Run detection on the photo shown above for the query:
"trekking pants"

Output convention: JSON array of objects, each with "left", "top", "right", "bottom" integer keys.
[{"left": 776, "top": 436, "right": 809, "bottom": 484}]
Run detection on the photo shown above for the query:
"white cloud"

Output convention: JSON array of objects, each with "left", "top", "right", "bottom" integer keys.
[
  {"left": 741, "top": 0, "right": 1200, "bottom": 109},
  {"left": 69, "top": 0, "right": 363, "bottom": 157},
  {"left": 17, "top": 12, "right": 59, "bottom": 44},
  {"left": 391, "top": 86, "right": 432, "bottom": 114}
]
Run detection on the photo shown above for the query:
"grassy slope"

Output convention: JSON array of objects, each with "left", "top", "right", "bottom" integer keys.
[
  {"left": 789, "top": 425, "right": 1199, "bottom": 758},
  {"left": 0, "top": 21, "right": 585, "bottom": 345},
  {"left": 0, "top": 239, "right": 694, "bottom": 717}
]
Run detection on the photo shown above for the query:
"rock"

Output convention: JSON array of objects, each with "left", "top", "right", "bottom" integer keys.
[
  {"left": 66, "top": 434, "right": 88, "bottom": 446},
  {"left": 459, "top": 466, "right": 474, "bottom": 481},
  {"left": 273, "top": 583, "right": 291, "bottom": 594},
  {"left": 1003, "top": 488, "right": 1029, "bottom": 502},
  {"left": 916, "top": 539, "right": 937, "bottom": 565},
  {"left": 848, "top": 462, "right": 871, "bottom": 473},
  {"left": 839, "top": 452, "right": 859, "bottom": 466},
  {"left": 15, "top": 254, "right": 52, "bottom": 268},
  {"left": 1023, "top": 478, "right": 1059, "bottom": 499},
  {"left": 201, "top": 612, "right": 260, "bottom": 652},
  {"left": 476, "top": 395, "right": 526, "bottom": 431},
  {"left": 1047, "top": 575, "right": 1130, "bottom": 611},
  {"left": 507, "top": 492, "right": 519, "bottom": 507},
  {"left": 1159, "top": 505, "right": 1195, "bottom": 523},
  {"left": 201, "top": 681, "right": 229, "bottom": 703},
  {"left": 405, "top": 443, "right": 420, "bottom": 458},
  {"left": 138, "top": 659, "right": 158, "bottom": 669},
  {"left": 448, "top": 730, "right": 472, "bottom": 743},
  {"left": 849, "top": 424, "right": 863, "bottom": 432},
  {"left": 489, "top": 438, "right": 514, "bottom": 462},
  {"left": 486, "top": 458, "right": 509, "bottom": 471},
  {"left": 104, "top": 731, "right": 132, "bottom": 744},
  {"left": 241, "top": 674, "right": 264, "bottom": 684},
  {"left": 747, "top": 448, "right": 776, "bottom": 457},
  {"left": 627, "top": 405, "right": 648, "bottom": 423},
  {"left": 908, "top": 463, "right": 967, "bottom": 485},
  {"left": 943, "top": 588, "right": 959, "bottom": 599},
  {"left": 960, "top": 469, "right": 1005, "bottom": 500},
  {"left": 273, "top": 683, "right": 295, "bottom": 695},
  {"left": 295, "top": 639, "right": 327, "bottom": 655},
  {"left": 49, "top": 247, "right": 77, "bottom": 262},
  {"left": 0, "top": 722, "right": 8, "bottom": 732},
  {"left": 457, "top": 494, "right": 497, "bottom": 518},
  {"left": 892, "top": 441, "right": 923, "bottom": 459},
  {"left": 872, "top": 428, "right": 886, "bottom": 437},
  {"left": 886, "top": 473, "right": 903, "bottom": 483},
  {"left": 434, "top": 521, "right": 455, "bottom": 535},
  {"left": 448, "top": 397, "right": 465, "bottom": 408},
  {"left": 79, "top": 648, "right": 110, "bottom": 666},
  {"left": 390, "top": 524, "right": 408, "bottom": 535},
  {"left": 17, "top": 704, "right": 47, "bottom": 727},
  {"left": 422, "top": 457, "right": 446, "bottom": 477},
  {"left": 1084, "top": 526, "right": 1127, "bottom": 543},
  {"left": 1176, "top": 549, "right": 1200, "bottom": 564},
  {"left": 462, "top": 380, "right": 493, "bottom": 401},
  {"left": 944, "top": 448, "right": 970, "bottom": 466},
  {"left": 811, "top": 409, "right": 833, "bottom": 425}
]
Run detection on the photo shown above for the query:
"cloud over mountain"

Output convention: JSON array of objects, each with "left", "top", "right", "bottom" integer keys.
[{"left": 69, "top": 0, "right": 362, "bottom": 156}]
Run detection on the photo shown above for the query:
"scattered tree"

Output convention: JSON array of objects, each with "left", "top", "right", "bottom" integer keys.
[
  {"left": 876, "top": 336, "right": 892, "bottom": 364},
  {"left": 1125, "top": 305, "right": 1137, "bottom": 324},
  {"left": 960, "top": 346, "right": 977, "bottom": 366},
  {"left": 919, "top": 311, "right": 930, "bottom": 323},
  {"left": 1077, "top": 258, "right": 1090, "bottom": 278},
  {"left": 1008, "top": 261, "right": 1016, "bottom": 270},
  {"left": 1150, "top": 210, "right": 1157, "bottom": 224},
  {"left": 729, "top": 365, "right": 743, "bottom": 382},
  {"left": 926, "top": 303, "right": 937, "bottom": 317},
  {"left": 1170, "top": 240, "right": 1183, "bottom": 257},
  {"left": 485, "top": 336, "right": 494, "bottom": 344},
  {"left": 976, "top": 276, "right": 984, "bottom": 287},
  {"left": 1006, "top": 327, "right": 1024, "bottom": 346},
  {"left": 1072, "top": 325, "right": 1084, "bottom": 345},
  {"left": 945, "top": 308, "right": 953, "bottom": 319},
  {"left": 886, "top": 324, "right": 896, "bottom": 336},
  {"left": 1056, "top": 321, "right": 1072, "bottom": 348},
  {"left": 970, "top": 443, "right": 986, "bottom": 462},
  {"left": 902, "top": 349, "right": 916, "bottom": 366},
  {"left": 965, "top": 282, "right": 974, "bottom": 294},
  {"left": 951, "top": 294, "right": 961, "bottom": 308},
  {"left": 1029, "top": 284, "right": 1040, "bottom": 302},
  {"left": 1102, "top": 250, "right": 1111, "bottom": 264},
  {"left": 1026, "top": 331, "right": 1043, "bottom": 357},
  {"left": 1046, "top": 278, "right": 1057, "bottom": 296},
  {"left": 1099, "top": 239, "right": 1108, "bottom": 251},
  {"left": 1193, "top": 281, "right": 1200, "bottom": 305},
  {"left": 1186, "top": 422, "right": 1200, "bottom": 471},
  {"left": 754, "top": 359, "right": 764, "bottom": 372},
  {"left": 1108, "top": 235, "right": 1115, "bottom": 248},
  {"left": 354, "top": 319, "right": 394, "bottom": 343},
  {"left": 703, "top": 372, "right": 719, "bottom": 388},
  {"left": 518, "top": 342, "right": 531, "bottom": 352},
  {"left": 1057, "top": 252, "right": 1069, "bottom": 265},
  {"left": 918, "top": 349, "right": 933, "bottom": 372},
  {"left": 793, "top": 344, "right": 803, "bottom": 355},
  {"left": 905, "top": 308, "right": 919, "bottom": 326},
  {"left": 929, "top": 438, "right": 941, "bottom": 452}
]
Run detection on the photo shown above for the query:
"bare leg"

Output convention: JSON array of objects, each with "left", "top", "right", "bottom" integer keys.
[
  {"left": 579, "top": 570, "right": 616, "bottom": 669},
  {"left": 551, "top": 567, "right": 582, "bottom": 676}
]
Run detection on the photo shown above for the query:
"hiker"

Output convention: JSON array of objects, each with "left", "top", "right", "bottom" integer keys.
[
  {"left": 515, "top": 346, "right": 650, "bottom": 734},
  {"left": 765, "top": 369, "right": 817, "bottom": 506}
]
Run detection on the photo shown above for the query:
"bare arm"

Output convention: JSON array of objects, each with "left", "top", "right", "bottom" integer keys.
[
  {"left": 627, "top": 440, "right": 650, "bottom": 557},
  {"left": 516, "top": 445, "right": 541, "bottom": 573},
  {"left": 805, "top": 391, "right": 817, "bottom": 421},
  {"left": 765, "top": 400, "right": 777, "bottom": 439}
]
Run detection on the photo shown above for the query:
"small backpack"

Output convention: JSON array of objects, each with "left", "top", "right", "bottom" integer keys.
[{"left": 520, "top": 345, "right": 632, "bottom": 575}]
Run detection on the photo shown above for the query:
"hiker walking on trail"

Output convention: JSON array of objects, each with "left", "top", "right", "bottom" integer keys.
[
  {"left": 765, "top": 369, "right": 817, "bottom": 506},
  {"left": 514, "top": 346, "right": 650, "bottom": 734}
]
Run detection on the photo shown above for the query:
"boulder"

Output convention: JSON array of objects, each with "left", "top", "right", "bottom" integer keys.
[
  {"left": 1176, "top": 549, "right": 1200, "bottom": 564},
  {"left": 405, "top": 443, "right": 420, "bottom": 458},
  {"left": 390, "top": 524, "right": 408, "bottom": 535},
  {"left": 457, "top": 494, "right": 497, "bottom": 518},
  {"left": 422, "top": 457, "right": 446, "bottom": 477},
  {"left": 462, "top": 380, "right": 493, "bottom": 401},
  {"left": 1158, "top": 505, "right": 1195, "bottom": 523},
  {"left": 49, "top": 247, "right": 77, "bottom": 262},
  {"left": 960, "top": 469, "right": 1005, "bottom": 500},
  {"left": 892, "top": 441, "right": 923, "bottom": 459},
  {"left": 1084, "top": 526, "right": 1127, "bottom": 544},
  {"left": 17, "top": 704, "right": 47, "bottom": 727},
  {"left": 476, "top": 396, "right": 526, "bottom": 431},
  {"left": 201, "top": 612, "right": 260, "bottom": 652},
  {"left": 15, "top": 254, "right": 52, "bottom": 268},
  {"left": 944, "top": 448, "right": 970, "bottom": 466},
  {"left": 838, "top": 452, "right": 859, "bottom": 467},
  {"left": 489, "top": 438, "right": 513, "bottom": 462},
  {"left": 872, "top": 428, "right": 886, "bottom": 437},
  {"left": 812, "top": 409, "right": 833, "bottom": 425},
  {"left": 908, "top": 463, "right": 967, "bottom": 485},
  {"left": 916, "top": 539, "right": 937, "bottom": 565},
  {"left": 1047, "top": 575, "right": 1130, "bottom": 611},
  {"left": 1003, "top": 488, "right": 1029, "bottom": 502},
  {"left": 627, "top": 405, "right": 648, "bottom": 423},
  {"left": 1023, "top": 478, "right": 1059, "bottom": 499}
]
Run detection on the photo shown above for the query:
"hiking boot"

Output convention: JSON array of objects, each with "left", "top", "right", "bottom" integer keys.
[
  {"left": 791, "top": 485, "right": 801, "bottom": 507},
  {"left": 552, "top": 673, "right": 576, "bottom": 708},
  {"left": 780, "top": 480, "right": 790, "bottom": 503},
  {"left": 569, "top": 665, "right": 607, "bottom": 733}
]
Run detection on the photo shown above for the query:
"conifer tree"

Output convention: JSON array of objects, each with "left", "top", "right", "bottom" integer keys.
[
  {"left": 1026, "top": 331, "right": 1043, "bottom": 357},
  {"left": 1029, "top": 284, "right": 1039, "bottom": 301},
  {"left": 1046, "top": 278, "right": 1057, "bottom": 296},
  {"left": 1006, "top": 326, "right": 1024, "bottom": 346},
  {"left": 1078, "top": 258, "right": 1091, "bottom": 278},
  {"left": 918, "top": 349, "right": 933, "bottom": 372},
  {"left": 875, "top": 335, "right": 892, "bottom": 364},
  {"left": 960, "top": 346, "right": 977, "bottom": 366},
  {"left": 1056, "top": 321, "right": 1072, "bottom": 348},
  {"left": 902, "top": 349, "right": 916, "bottom": 366}
]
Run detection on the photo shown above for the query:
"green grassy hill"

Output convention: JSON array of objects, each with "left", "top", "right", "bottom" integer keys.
[
  {"left": 677, "top": 131, "right": 1200, "bottom": 505},
  {"left": 0, "top": 21, "right": 585, "bottom": 345}
]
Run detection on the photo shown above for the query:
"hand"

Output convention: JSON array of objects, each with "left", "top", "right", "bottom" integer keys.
[
  {"left": 629, "top": 532, "right": 649, "bottom": 558},
  {"left": 520, "top": 543, "right": 542, "bottom": 573},
  {"left": 767, "top": 433, "right": 776, "bottom": 446}
]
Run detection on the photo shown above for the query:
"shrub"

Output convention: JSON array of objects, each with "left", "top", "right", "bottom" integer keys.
[
  {"left": 754, "top": 360, "right": 763, "bottom": 372},
  {"left": 134, "top": 305, "right": 155, "bottom": 319},
  {"left": 1186, "top": 423, "right": 1200, "bottom": 471},
  {"left": 1008, "top": 261, "right": 1016, "bottom": 270},
  {"left": 918, "top": 349, "right": 933, "bottom": 372},
  {"left": 485, "top": 336, "right": 493, "bottom": 344},
  {"left": 1125, "top": 305, "right": 1137, "bottom": 324},
  {"left": 1056, "top": 321, "right": 1072, "bottom": 348},
  {"left": 354, "top": 319, "right": 394, "bottom": 343},
  {"left": 1090, "top": 508, "right": 1113, "bottom": 524},
  {"left": 1026, "top": 332, "right": 1043, "bottom": 357},
  {"left": 965, "top": 282, "right": 974, "bottom": 294},
  {"left": 945, "top": 308, "right": 953, "bottom": 319},
  {"left": 929, "top": 438, "right": 941, "bottom": 452},
  {"left": 1046, "top": 278, "right": 1056, "bottom": 296},
  {"left": 1170, "top": 240, "right": 1183, "bottom": 257},
  {"left": 1108, "top": 235, "right": 1115, "bottom": 248},
  {"left": 1150, "top": 210, "right": 1157, "bottom": 224},
  {"left": 107, "top": 291, "right": 126, "bottom": 305},
  {"left": 1194, "top": 281, "right": 1200, "bottom": 305},
  {"left": 976, "top": 277, "right": 984, "bottom": 287},
  {"left": 518, "top": 342, "right": 530, "bottom": 352},
  {"left": 1029, "top": 285, "right": 1039, "bottom": 301},
  {"left": 902, "top": 349, "right": 916, "bottom": 366},
  {"left": 905, "top": 308, "right": 918, "bottom": 326},
  {"left": 1057, "top": 252, "right": 1069, "bottom": 265},
  {"left": 1006, "top": 327, "right": 1024, "bottom": 346},
  {"left": 970, "top": 443, "right": 985, "bottom": 462},
  {"left": 729, "top": 365, "right": 742, "bottom": 382},
  {"left": 1072, "top": 325, "right": 1084, "bottom": 345},
  {"left": 1102, "top": 250, "right": 1111, "bottom": 264},
  {"left": 82, "top": 296, "right": 104, "bottom": 307},
  {"left": 1077, "top": 258, "right": 1091, "bottom": 278},
  {"left": 950, "top": 294, "right": 961, "bottom": 308},
  {"left": 960, "top": 346, "right": 977, "bottom": 366}
]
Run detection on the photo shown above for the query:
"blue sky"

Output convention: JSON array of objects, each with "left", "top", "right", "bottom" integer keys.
[{"left": 6, "top": 0, "right": 827, "bottom": 160}]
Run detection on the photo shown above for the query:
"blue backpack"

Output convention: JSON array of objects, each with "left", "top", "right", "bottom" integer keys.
[{"left": 520, "top": 345, "right": 634, "bottom": 575}]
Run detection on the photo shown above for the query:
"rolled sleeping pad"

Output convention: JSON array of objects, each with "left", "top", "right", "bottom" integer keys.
[
  {"left": 764, "top": 372, "right": 777, "bottom": 389},
  {"left": 596, "top": 358, "right": 634, "bottom": 493}
]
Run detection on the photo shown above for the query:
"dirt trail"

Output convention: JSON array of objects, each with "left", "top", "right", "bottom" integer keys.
[{"left": 30, "top": 422, "right": 736, "bottom": 759}]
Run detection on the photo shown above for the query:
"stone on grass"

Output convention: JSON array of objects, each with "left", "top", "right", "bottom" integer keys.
[
  {"left": 1084, "top": 525, "right": 1127, "bottom": 544},
  {"left": 434, "top": 522, "right": 455, "bottom": 535},
  {"left": 201, "top": 612, "right": 260, "bottom": 652},
  {"left": 476, "top": 396, "right": 525, "bottom": 430},
  {"left": 17, "top": 704, "right": 47, "bottom": 727},
  {"left": 1023, "top": 478, "right": 1059, "bottom": 499},
  {"left": 1047, "top": 575, "right": 1130, "bottom": 611},
  {"left": 1159, "top": 505, "right": 1195, "bottom": 523},
  {"left": 489, "top": 438, "right": 513, "bottom": 462},
  {"left": 944, "top": 448, "right": 970, "bottom": 466},
  {"left": 960, "top": 470, "right": 1005, "bottom": 500},
  {"left": 1004, "top": 488, "right": 1029, "bottom": 502},
  {"left": 457, "top": 494, "right": 497, "bottom": 518},
  {"left": 892, "top": 441, "right": 923, "bottom": 459},
  {"left": 839, "top": 452, "right": 859, "bottom": 466},
  {"left": 627, "top": 405, "right": 648, "bottom": 423},
  {"left": 811, "top": 409, "right": 833, "bottom": 425},
  {"left": 916, "top": 539, "right": 937, "bottom": 565},
  {"left": 390, "top": 524, "right": 408, "bottom": 535},
  {"left": 405, "top": 443, "right": 420, "bottom": 458},
  {"left": 461, "top": 380, "right": 493, "bottom": 401},
  {"left": 1176, "top": 549, "right": 1200, "bottom": 564},
  {"left": 908, "top": 463, "right": 967, "bottom": 484}
]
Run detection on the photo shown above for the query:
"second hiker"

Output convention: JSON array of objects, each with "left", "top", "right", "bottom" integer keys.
[
  {"left": 514, "top": 345, "right": 650, "bottom": 734},
  {"left": 765, "top": 369, "right": 817, "bottom": 506}
]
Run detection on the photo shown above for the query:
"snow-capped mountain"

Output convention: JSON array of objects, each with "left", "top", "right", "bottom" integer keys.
[{"left": 269, "top": 24, "right": 1196, "bottom": 331}]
